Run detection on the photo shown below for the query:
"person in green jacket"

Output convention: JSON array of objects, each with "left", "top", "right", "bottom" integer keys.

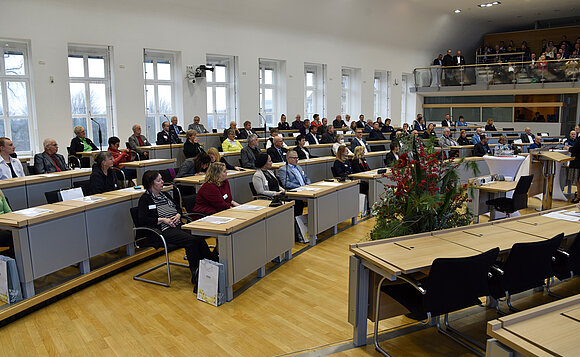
[{"left": 0, "top": 189, "right": 13, "bottom": 257}]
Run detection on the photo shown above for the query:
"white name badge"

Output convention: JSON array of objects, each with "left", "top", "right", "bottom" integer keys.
[
  {"left": 148, "top": 205, "right": 156, "bottom": 210},
  {"left": 223, "top": 194, "right": 228, "bottom": 200}
]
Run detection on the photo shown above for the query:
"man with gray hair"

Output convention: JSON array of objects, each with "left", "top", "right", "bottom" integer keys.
[
  {"left": 127, "top": 124, "right": 151, "bottom": 159},
  {"left": 34, "top": 138, "right": 69, "bottom": 173},
  {"left": 188, "top": 115, "right": 209, "bottom": 133},
  {"left": 439, "top": 128, "right": 458, "bottom": 148},
  {"left": 240, "top": 134, "right": 261, "bottom": 169}
]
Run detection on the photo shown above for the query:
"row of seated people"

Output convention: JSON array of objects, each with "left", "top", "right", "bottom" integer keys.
[{"left": 477, "top": 36, "right": 580, "bottom": 63}]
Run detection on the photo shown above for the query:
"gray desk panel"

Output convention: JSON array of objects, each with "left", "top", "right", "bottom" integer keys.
[
  {"left": 223, "top": 154, "right": 241, "bottom": 168},
  {"left": 231, "top": 220, "right": 266, "bottom": 283},
  {"left": 3, "top": 186, "right": 27, "bottom": 210},
  {"left": 312, "top": 192, "right": 339, "bottom": 234},
  {"left": 366, "top": 155, "right": 384, "bottom": 169},
  {"left": 85, "top": 200, "right": 133, "bottom": 257},
  {"left": 28, "top": 212, "right": 89, "bottom": 279},
  {"left": 26, "top": 178, "right": 72, "bottom": 207},
  {"left": 338, "top": 185, "right": 359, "bottom": 222},
  {"left": 306, "top": 162, "right": 328, "bottom": 182},
  {"left": 230, "top": 175, "right": 253, "bottom": 203},
  {"left": 266, "top": 208, "right": 294, "bottom": 261},
  {"left": 309, "top": 146, "right": 333, "bottom": 157}
]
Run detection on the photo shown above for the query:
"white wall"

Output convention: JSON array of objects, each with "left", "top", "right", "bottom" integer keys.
[{"left": 0, "top": 0, "right": 493, "bottom": 155}]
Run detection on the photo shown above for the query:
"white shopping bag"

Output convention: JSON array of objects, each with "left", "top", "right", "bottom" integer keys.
[
  {"left": 295, "top": 214, "right": 309, "bottom": 243},
  {"left": 197, "top": 259, "right": 225, "bottom": 306},
  {"left": 0, "top": 256, "right": 23, "bottom": 304},
  {"left": 359, "top": 193, "right": 368, "bottom": 216}
]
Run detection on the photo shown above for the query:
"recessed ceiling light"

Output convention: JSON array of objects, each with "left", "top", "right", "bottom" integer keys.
[
  {"left": 454, "top": 9, "right": 461, "bottom": 13},
  {"left": 478, "top": 1, "right": 501, "bottom": 8}
]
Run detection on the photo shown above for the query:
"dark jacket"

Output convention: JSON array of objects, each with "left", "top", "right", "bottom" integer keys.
[
  {"left": 368, "top": 130, "right": 386, "bottom": 141},
  {"left": 156, "top": 130, "right": 181, "bottom": 145},
  {"left": 237, "top": 128, "right": 257, "bottom": 140},
  {"left": 385, "top": 152, "right": 398, "bottom": 167},
  {"left": 321, "top": 132, "right": 336, "bottom": 144},
  {"left": 267, "top": 146, "right": 287, "bottom": 163},
  {"left": 457, "top": 136, "right": 471, "bottom": 145},
  {"left": 70, "top": 136, "right": 98, "bottom": 156},
  {"left": 240, "top": 145, "right": 261, "bottom": 169},
  {"left": 278, "top": 122, "right": 290, "bottom": 130},
  {"left": 333, "top": 159, "right": 352, "bottom": 177},
  {"left": 183, "top": 141, "right": 204, "bottom": 159},
  {"left": 569, "top": 140, "right": 580, "bottom": 169},
  {"left": 473, "top": 142, "right": 491, "bottom": 157},
  {"left": 137, "top": 190, "right": 178, "bottom": 228},
  {"left": 89, "top": 166, "right": 119, "bottom": 194},
  {"left": 520, "top": 133, "right": 535, "bottom": 143},
  {"left": 351, "top": 158, "right": 370, "bottom": 173},
  {"left": 33, "top": 152, "right": 69, "bottom": 174},
  {"left": 305, "top": 133, "right": 319, "bottom": 145},
  {"left": 295, "top": 146, "right": 315, "bottom": 160}
]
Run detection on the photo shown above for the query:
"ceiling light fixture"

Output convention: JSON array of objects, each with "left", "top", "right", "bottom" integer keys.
[
  {"left": 454, "top": 9, "right": 461, "bottom": 13},
  {"left": 478, "top": 1, "right": 501, "bottom": 8}
]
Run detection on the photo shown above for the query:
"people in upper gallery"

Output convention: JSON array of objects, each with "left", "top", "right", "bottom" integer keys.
[
  {"left": 565, "top": 130, "right": 577, "bottom": 150},
  {"left": 70, "top": 126, "right": 98, "bottom": 160},
  {"left": 568, "top": 133, "right": 580, "bottom": 203},
  {"left": 529, "top": 136, "right": 543, "bottom": 150},
  {"left": 221, "top": 129, "right": 243, "bottom": 152},
  {"left": 278, "top": 114, "right": 290, "bottom": 130},
  {"left": 156, "top": 121, "right": 182, "bottom": 145},
  {"left": 413, "top": 114, "right": 426, "bottom": 131},
  {"left": 169, "top": 116, "right": 185, "bottom": 135},
  {"left": 421, "top": 123, "right": 437, "bottom": 140},
  {"left": 266, "top": 128, "right": 288, "bottom": 149},
  {"left": 472, "top": 127, "right": 483, "bottom": 144},
  {"left": 441, "top": 114, "right": 453, "bottom": 127},
  {"left": 188, "top": 115, "right": 208, "bottom": 134},
  {"left": 138, "top": 169, "right": 217, "bottom": 290},
  {"left": 384, "top": 142, "right": 400, "bottom": 167},
  {"left": 277, "top": 149, "right": 310, "bottom": 189},
  {"left": 496, "top": 136, "right": 510, "bottom": 151},
  {"left": 381, "top": 118, "right": 394, "bottom": 134},
  {"left": 194, "top": 162, "right": 240, "bottom": 216},
  {"left": 305, "top": 125, "right": 320, "bottom": 145},
  {"left": 333, "top": 145, "right": 352, "bottom": 178},
  {"left": 317, "top": 117, "right": 329, "bottom": 136},
  {"left": 176, "top": 152, "right": 211, "bottom": 178},
  {"left": 457, "top": 130, "right": 471, "bottom": 146},
  {"left": 355, "top": 114, "right": 366, "bottom": 129},
  {"left": 520, "top": 127, "right": 535, "bottom": 143},
  {"left": 454, "top": 50, "right": 466, "bottom": 66},
  {"left": 300, "top": 119, "right": 311, "bottom": 136},
  {"left": 252, "top": 153, "right": 285, "bottom": 198},
  {"left": 321, "top": 125, "right": 336, "bottom": 144},
  {"left": 332, "top": 135, "right": 352, "bottom": 156},
  {"left": 240, "top": 134, "right": 261, "bottom": 169},
  {"left": 207, "top": 147, "right": 240, "bottom": 171},
  {"left": 456, "top": 115, "right": 468, "bottom": 127},
  {"left": 485, "top": 118, "right": 497, "bottom": 131},
  {"left": 442, "top": 49, "right": 454, "bottom": 67},
  {"left": 238, "top": 120, "right": 257, "bottom": 140},
  {"left": 291, "top": 114, "right": 304, "bottom": 131},
  {"left": 363, "top": 119, "right": 374, "bottom": 133},
  {"left": 433, "top": 54, "right": 443, "bottom": 66},
  {"left": 368, "top": 122, "right": 386, "bottom": 141},
  {"left": 267, "top": 136, "right": 288, "bottom": 163},
  {"left": 107, "top": 136, "right": 137, "bottom": 181},
  {"left": 473, "top": 134, "right": 491, "bottom": 157},
  {"left": 439, "top": 128, "right": 458, "bottom": 148},
  {"left": 89, "top": 151, "right": 119, "bottom": 194},
  {"left": 351, "top": 146, "right": 370, "bottom": 173},
  {"left": 311, "top": 114, "right": 321, "bottom": 128},
  {"left": 333, "top": 114, "right": 348, "bottom": 129},
  {"left": 0, "top": 137, "right": 25, "bottom": 180},
  {"left": 33, "top": 138, "right": 69, "bottom": 174},
  {"left": 127, "top": 124, "right": 151, "bottom": 159},
  {"left": 183, "top": 129, "right": 205, "bottom": 159},
  {"left": 350, "top": 128, "right": 370, "bottom": 154},
  {"left": 295, "top": 134, "right": 315, "bottom": 160},
  {"left": 0, "top": 189, "right": 14, "bottom": 257},
  {"left": 222, "top": 121, "right": 240, "bottom": 141}
]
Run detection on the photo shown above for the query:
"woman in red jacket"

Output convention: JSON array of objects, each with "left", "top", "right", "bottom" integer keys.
[{"left": 194, "top": 162, "right": 240, "bottom": 215}]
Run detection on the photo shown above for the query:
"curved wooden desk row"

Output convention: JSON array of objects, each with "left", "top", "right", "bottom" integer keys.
[{"left": 348, "top": 204, "right": 580, "bottom": 347}]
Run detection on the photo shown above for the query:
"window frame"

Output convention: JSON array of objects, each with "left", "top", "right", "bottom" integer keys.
[
  {"left": 206, "top": 54, "right": 238, "bottom": 130},
  {"left": 304, "top": 63, "right": 326, "bottom": 120},
  {"left": 143, "top": 49, "right": 177, "bottom": 139}
]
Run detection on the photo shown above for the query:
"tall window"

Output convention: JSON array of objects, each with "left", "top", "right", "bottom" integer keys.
[
  {"left": 0, "top": 40, "right": 34, "bottom": 154},
  {"left": 207, "top": 55, "right": 237, "bottom": 130},
  {"left": 144, "top": 50, "right": 175, "bottom": 139},
  {"left": 374, "top": 70, "right": 391, "bottom": 120},
  {"left": 341, "top": 67, "right": 361, "bottom": 119},
  {"left": 341, "top": 70, "right": 350, "bottom": 117},
  {"left": 259, "top": 59, "right": 285, "bottom": 128},
  {"left": 68, "top": 45, "right": 113, "bottom": 149},
  {"left": 304, "top": 63, "right": 326, "bottom": 120}
]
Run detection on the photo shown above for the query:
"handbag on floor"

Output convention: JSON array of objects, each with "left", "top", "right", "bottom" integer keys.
[
  {"left": 197, "top": 258, "right": 225, "bottom": 306},
  {"left": 0, "top": 255, "right": 23, "bottom": 304}
]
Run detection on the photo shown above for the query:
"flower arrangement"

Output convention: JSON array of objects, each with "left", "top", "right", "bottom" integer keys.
[{"left": 370, "top": 134, "right": 473, "bottom": 240}]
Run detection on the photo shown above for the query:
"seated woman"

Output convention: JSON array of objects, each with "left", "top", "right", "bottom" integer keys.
[
  {"left": 333, "top": 145, "right": 353, "bottom": 178},
  {"left": 138, "top": 170, "right": 216, "bottom": 290},
  {"left": 332, "top": 135, "right": 353, "bottom": 156},
  {"left": 70, "top": 126, "right": 98, "bottom": 167},
  {"left": 351, "top": 146, "right": 370, "bottom": 173},
  {"left": 349, "top": 121, "right": 358, "bottom": 134},
  {"left": 456, "top": 116, "right": 468, "bottom": 127},
  {"left": 221, "top": 129, "right": 243, "bottom": 152},
  {"left": 496, "top": 135, "right": 510, "bottom": 151},
  {"left": 0, "top": 189, "right": 14, "bottom": 257},
  {"left": 294, "top": 135, "right": 316, "bottom": 160},
  {"left": 207, "top": 147, "right": 241, "bottom": 171},
  {"left": 252, "top": 154, "right": 285, "bottom": 198},
  {"left": 176, "top": 152, "right": 211, "bottom": 178},
  {"left": 485, "top": 118, "right": 497, "bottom": 131},
  {"left": 385, "top": 142, "right": 400, "bottom": 167},
  {"left": 183, "top": 129, "right": 204, "bottom": 159},
  {"left": 107, "top": 136, "right": 137, "bottom": 182},
  {"left": 421, "top": 123, "right": 437, "bottom": 139},
  {"left": 193, "top": 162, "right": 240, "bottom": 216},
  {"left": 277, "top": 114, "right": 290, "bottom": 130},
  {"left": 89, "top": 151, "right": 119, "bottom": 194},
  {"left": 457, "top": 130, "right": 471, "bottom": 145}
]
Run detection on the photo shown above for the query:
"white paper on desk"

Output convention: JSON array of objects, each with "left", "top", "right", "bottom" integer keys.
[
  {"left": 316, "top": 182, "right": 342, "bottom": 186},
  {"left": 119, "top": 187, "right": 144, "bottom": 192},
  {"left": 232, "top": 204, "right": 265, "bottom": 211},
  {"left": 293, "top": 187, "right": 321, "bottom": 192},
  {"left": 60, "top": 187, "right": 84, "bottom": 201},
  {"left": 196, "top": 216, "right": 236, "bottom": 224},
  {"left": 13, "top": 208, "right": 52, "bottom": 217},
  {"left": 71, "top": 196, "right": 106, "bottom": 203},
  {"left": 76, "top": 168, "right": 92, "bottom": 172},
  {"left": 543, "top": 212, "right": 580, "bottom": 222},
  {"left": 563, "top": 210, "right": 580, "bottom": 217}
]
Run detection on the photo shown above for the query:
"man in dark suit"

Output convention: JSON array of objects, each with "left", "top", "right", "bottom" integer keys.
[
  {"left": 350, "top": 128, "right": 370, "bottom": 154},
  {"left": 520, "top": 127, "right": 535, "bottom": 143},
  {"left": 34, "top": 138, "right": 69, "bottom": 173},
  {"left": 291, "top": 114, "right": 304, "bottom": 131},
  {"left": 333, "top": 114, "right": 348, "bottom": 129},
  {"left": 441, "top": 114, "right": 453, "bottom": 127},
  {"left": 169, "top": 116, "right": 184, "bottom": 135},
  {"left": 237, "top": 120, "right": 257, "bottom": 139},
  {"left": 442, "top": 49, "right": 454, "bottom": 66},
  {"left": 441, "top": 49, "right": 455, "bottom": 85},
  {"left": 381, "top": 118, "right": 394, "bottom": 134},
  {"left": 433, "top": 54, "right": 443, "bottom": 66},
  {"left": 305, "top": 125, "right": 320, "bottom": 145},
  {"left": 368, "top": 122, "right": 386, "bottom": 141},
  {"left": 317, "top": 117, "right": 328, "bottom": 136},
  {"left": 222, "top": 121, "right": 240, "bottom": 141},
  {"left": 454, "top": 50, "right": 466, "bottom": 66},
  {"left": 356, "top": 114, "right": 366, "bottom": 128},
  {"left": 474, "top": 134, "right": 491, "bottom": 157},
  {"left": 266, "top": 136, "right": 287, "bottom": 163},
  {"left": 321, "top": 125, "right": 336, "bottom": 144},
  {"left": 157, "top": 121, "right": 181, "bottom": 144}
]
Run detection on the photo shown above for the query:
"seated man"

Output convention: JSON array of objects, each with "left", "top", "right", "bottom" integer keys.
[
  {"left": 305, "top": 125, "right": 320, "bottom": 145},
  {"left": 188, "top": 115, "right": 209, "bottom": 133},
  {"left": 439, "top": 128, "right": 459, "bottom": 158},
  {"left": 381, "top": 118, "right": 394, "bottom": 134},
  {"left": 127, "top": 124, "right": 151, "bottom": 159},
  {"left": 472, "top": 127, "right": 483, "bottom": 145},
  {"left": 350, "top": 128, "right": 370, "bottom": 154},
  {"left": 520, "top": 127, "right": 535, "bottom": 143},
  {"left": 222, "top": 121, "right": 240, "bottom": 141},
  {"left": 266, "top": 136, "right": 288, "bottom": 163},
  {"left": 277, "top": 150, "right": 311, "bottom": 216},
  {"left": 169, "top": 116, "right": 185, "bottom": 135},
  {"left": 34, "top": 138, "right": 69, "bottom": 174},
  {"left": 368, "top": 122, "right": 386, "bottom": 141},
  {"left": 316, "top": 117, "right": 329, "bottom": 136},
  {"left": 474, "top": 134, "right": 491, "bottom": 157},
  {"left": 320, "top": 125, "right": 336, "bottom": 144},
  {"left": 333, "top": 114, "right": 348, "bottom": 129},
  {"left": 221, "top": 129, "right": 243, "bottom": 152},
  {"left": 238, "top": 120, "right": 257, "bottom": 139},
  {"left": 240, "top": 134, "right": 261, "bottom": 169},
  {"left": 108, "top": 136, "right": 137, "bottom": 181},
  {"left": 564, "top": 130, "right": 577, "bottom": 150},
  {"left": 156, "top": 121, "right": 182, "bottom": 144},
  {"left": 0, "top": 137, "right": 25, "bottom": 179},
  {"left": 291, "top": 114, "right": 304, "bottom": 131},
  {"left": 529, "top": 136, "right": 543, "bottom": 150},
  {"left": 265, "top": 128, "right": 288, "bottom": 149}
]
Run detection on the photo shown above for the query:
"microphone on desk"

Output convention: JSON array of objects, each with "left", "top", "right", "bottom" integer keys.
[{"left": 90, "top": 117, "right": 103, "bottom": 151}]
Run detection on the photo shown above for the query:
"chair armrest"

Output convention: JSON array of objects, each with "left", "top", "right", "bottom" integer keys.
[
  {"left": 182, "top": 212, "right": 208, "bottom": 222},
  {"left": 133, "top": 226, "right": 164, "bottom": 238},
  {"left": 556, "top": 248, "right": 570, "bottom": 258},
  {"left": 253, "top": 194, "right": 272, "bottom": 200},
  {"left": 490, "top": 265, "right": 504, "bottom": 277},
  {"left": 398, "top": 274, "right": 427, "bottom": 295}
]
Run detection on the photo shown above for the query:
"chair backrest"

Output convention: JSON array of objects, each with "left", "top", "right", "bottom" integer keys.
[
  {"left": 73, "top": 180, "right": 91, "bottom": 196},
  {"left": 111, "top": 167, "right": 126, "bottom": 188},
  {"left": 330, "top": 166, "right": 338, "bottom": 178},
  {"left": 500, "top": 233, "right": 563, "bottom": 295},
  {"left": 423, "top": 248, "right": 499, "bottom": 317},
  {"left": 45, "top": 189, "right": 64, "bottom": 204},
  {"left": 129, "top": 206, "right": 140, "bottom": 226},
  {"left": 514, "top": 174, "right": 534, "bottom": 195},
  {"left": 565, "top": 231, "right": 580, "bottom": 275},
  {"left": 249, "top": 181, "right": 258, "bottom": 196},
  {"left": 159, "top": 169, "right": 174, "bottom": 183}
]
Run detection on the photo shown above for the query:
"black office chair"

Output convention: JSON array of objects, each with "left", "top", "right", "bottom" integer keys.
[
  {"left": 488, "top": 233, "right": 563, "bottom": 313},
  {"left": 330, "top": 166, "right": 338, "bottom": 178},
  {"left": 248, "top": 182, "right": 270, "bottom": 200},
  {"left": 485, "top": 174, "right": 534, "bottom": 218},
  {"left": 553, "top": 231, "right": 580, "bottom": 281},
  {"left": 159, "top": 168, "right": 178, "bottom": 184},
  {"left": 130, "top": 207, "right": 189, "bottom": 287},
  {"left": 502, "top": 127, "right": 514, "bottom": 131},
  {"left": 375, "top": 248, "right": 499, "bottom": 357},
  {"left": 111, "top": 167, "right": 127, "bottom": 188},
  {"left": 73, "top": 180, "right": 91, "bottom": 196},
  {"left": 68, "top": 154, "right": 81, "bottom": 169},
  {"left": 45, "top": 189, "right": 64, "bottom": 204}
]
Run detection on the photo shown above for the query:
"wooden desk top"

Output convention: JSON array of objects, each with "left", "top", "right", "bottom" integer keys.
[
  {"left": 221, "top": 150, "right": 242, "bottom": 157},
  {"left": 0, "top": 169, "right": 92, "bottom": 189},
  {"left": 1, "top": 204, "right": 84, "bottom": 226},
  {"left": 494, "top": 212, "right": 580, "bottom": 238},
  {"left": 76, "top": 150, "right": 104, "bottom": 157},
  {"left": 136, "top": 144, "right": 184, "bottom": 150},
  {"left": 53, "top": 193, "right": 128, "bottom": 210},
  {"left": 534, "top": 151, "right": 573, "bottom": 163},
  {"left": 271, "top": 157, "right": 334, "bottom": 170},
  {"left": 471, "top": 180, "right": 518, "bottom": 193},
  {"left": 284, "top": 179, "right": 359, "bottom": 198},
  {"left": 174, "top": 169, "right": 255, "bottom": 185},
  {"left": 122, "top": 158, "right": 177, "bottom": 168},
  {"left": 349, "top": 168, "right": 391, "bottom": 179},
  {"left": 488, "top": 294, "right": 580, "bottom": 357},
  {"left": 18, "top": 157, "right": 31, "bottom": 163}
]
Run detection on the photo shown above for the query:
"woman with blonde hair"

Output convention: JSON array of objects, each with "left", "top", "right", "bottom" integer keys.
[
  {"left": 351, "top": 146, "right": 370, "bottom": 173},
  {"left": 206, "top": 147, "right": 241, "bottom": 171},
  {"left": 485, "top": 118, "right": 497, "bottom": 131},
  {"left": 193, "top": 162, "right": 240, "bottom": 215}
]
